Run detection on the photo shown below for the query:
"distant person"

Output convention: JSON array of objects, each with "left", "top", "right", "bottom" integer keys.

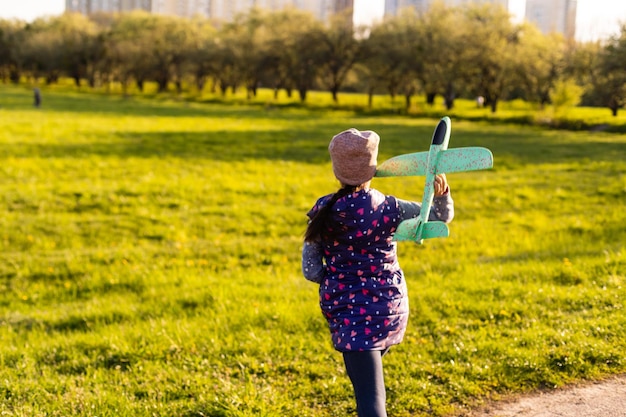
[
  {"left": 33, "top": 88, "right": 41, "bottom": 108},
  {"left": 476, "top": 95, "right": 484, "bottom": 108},
  {"left": 302, "top": 128, "right": 454, "bottom": 417}
]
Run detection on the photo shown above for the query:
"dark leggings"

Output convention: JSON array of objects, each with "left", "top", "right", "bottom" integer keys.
[{"left": 342, "top": 349, "right": 389, "bottom": 417}]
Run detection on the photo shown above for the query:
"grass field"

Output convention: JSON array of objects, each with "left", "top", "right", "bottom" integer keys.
[{"left": 1, "top": 84, "right": 625, "bottom": 416}]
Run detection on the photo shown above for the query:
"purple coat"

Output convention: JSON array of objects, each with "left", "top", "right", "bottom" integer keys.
[{"left": 307, "top": 188, "right": 408, "bottom": 352}]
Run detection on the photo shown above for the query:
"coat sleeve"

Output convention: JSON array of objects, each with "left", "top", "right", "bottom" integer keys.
[
  {"left": 302, "top": 240, "right": 325, "bottom": 284},
  {"left": 396, "top": 187, "right": 454, "bottom": 223}
]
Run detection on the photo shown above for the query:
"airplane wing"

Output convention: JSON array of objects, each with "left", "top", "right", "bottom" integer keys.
[
  {"left": 375, "top": 147, "right": 492, "bottom": 178},
  {"left": 374, "top": 151, "right": 428, "bottom": 177},
  {"left": 435, "top": 147, "right": 493, "bottom": 174}
]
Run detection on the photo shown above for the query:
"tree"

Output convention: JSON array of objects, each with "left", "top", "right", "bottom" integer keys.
[
  {"left": 597, "top": 25, "right": 626, "bottom": 116},
  {"left": 550, "top": 79, "right": 583, "bottom": 118},
  {"left": 317, "top": 10, "right": 362, "bottom": 103},
  {"left": 360, "top": 11, "right": 422, "bottom": 110},
  {"left": 20, "top": 21, "right": 64, "bottom": 84},
  {"left": 0, "top": 19, "right": 29, "bottom": 83},
  {"left": 462, "top": 3, "right": 522, "bottom": 113},
  {"left": 287, "top": 16, "right": 325, "bottom": 102},
  {"left": 212, "top": 21, "right": 243, "bottom": 96},
  {"left": 185, "top": 17, "right": 219, "bottom": 93},
  {"left": 514, "top": 25, "right": 566, "bottom": 109},
  {"left": 222, "top": 8, "right": 274, "bottom": 99},
  {"left": 4, "top": 17, "right": 97, "bottom": 86},
  {"left": 563, "top": 40, "right": 602, "bottom": 105},
  {"left": 262, "top": 8, "right": 319, "bottom": 99},
  {"left": 164, "top": 16, "right": 196, "bottom": 94},
  {"left": 356, "top": 22, "right": 394, "bottom": 108},
  {"left": 417, "top": 3, "right": 468, "bottom": 110},
  {"left": 105, "top": 12, "right": 158, "bottom": 93},
  {"left": 47, "top": 13, "right": 102, "bottom": 87},
  {"left": 149, "top": 15, "right": 194, "bottom": 93},
  {"left": 108, "top": 13, "right": 192, "bottom": 94}
]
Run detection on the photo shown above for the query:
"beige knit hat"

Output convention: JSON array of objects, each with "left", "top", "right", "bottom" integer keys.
[{"left": 328, "top": 128, "right": 380, "bottom": 186}]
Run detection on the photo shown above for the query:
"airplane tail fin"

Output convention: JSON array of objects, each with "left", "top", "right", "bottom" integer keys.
[
  {"left": 394, "top": 219, "right": 419, "bottom": 242},
  {"left": 421, "top": 222, "right": 449, "bottom": 240},
  {"left": 393, "top": 219, "right": 449, "bottom": 243}
]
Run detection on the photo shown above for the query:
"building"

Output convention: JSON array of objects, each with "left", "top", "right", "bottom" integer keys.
[
  {"left": 384, "top": 0, "right": 429, "bottom": 15},
  {"left": 383, "top": 0, "right": 578, "bottom": 40},
  {"left": 119, "top": 0, "right": 152, "bottom": 12},
  {"left": 66, "top": 0, "right": 354, "bottom": 22},
  {"left": 384, "top": 0, "right": 509, "bottom": 16},
  {"left": 445, "top": 0, "right": 508, "bottom": 7},
  {"left": 525, "top": 0, "right": 577, "bottom": 40},
  {"left": 66, "top": 0, "right": 119, "bottom": 14},
  {"left": 67, "top": 0, "right": 211, "bottom": 17}
]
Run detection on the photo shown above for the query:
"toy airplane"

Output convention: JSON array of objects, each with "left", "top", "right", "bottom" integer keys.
[{"left": 375, "top": 116, "right": 493, "bottom": 243}]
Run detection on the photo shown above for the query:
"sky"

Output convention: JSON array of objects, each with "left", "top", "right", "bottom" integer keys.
[{"left": 1, "top": 0, "right": 624, "bottom": 41}]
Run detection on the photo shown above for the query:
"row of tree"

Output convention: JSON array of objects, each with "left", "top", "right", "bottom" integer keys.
[{"left": 1, "top": 4, "right": 625, "bottom": 115}]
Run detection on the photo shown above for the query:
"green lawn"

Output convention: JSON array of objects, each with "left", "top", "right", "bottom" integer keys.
[{"left": 1, "top": 84, "right": 625, "bottom": 416}]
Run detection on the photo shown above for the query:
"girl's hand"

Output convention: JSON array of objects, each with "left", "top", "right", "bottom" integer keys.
[{"left": 434, "top": 174, "right": 448, "bottom": 196}]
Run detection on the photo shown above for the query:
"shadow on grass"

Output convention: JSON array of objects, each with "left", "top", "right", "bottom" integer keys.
[
  {"left": 1, "top": 86, "right": 317, "bottom": 121},
  {"left": 3, "top": 86, "right": 625, "bottom": 166},
  {"left": 1, "top": 129, "right": 330, "bottom": 163},
  {"left": 3, "top": 124, "right": 625, "bottom": 168}
]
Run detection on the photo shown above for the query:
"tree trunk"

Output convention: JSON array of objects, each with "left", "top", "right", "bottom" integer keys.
[
  {"left": 247, "top": 84, "right": 257, "bottom": 99},
  {"left": 196, "top": 76, "right": 205, "bottom": 92},
  {"left": 45, "top": 74, "right": 58, "bottom": 85},
  {"left": 157, "top": 77, "right": 168, "bottom": 93},
  {"left": 10, "top": 70, "right": 20, "bottom": 83},
  {"left": 387, "top": 85, "right": 396, "bottom": 102},
  {"left": 299, "top": 88, "right": 307, "bottom": 102},
  {"left": 219, "top": 82, "right": 228, "bottom": 95},
  {"left": 610, "top": 104, "right": 619, "bottom": 117},
  {"left": 444, "top": 94, "right": 455, "bottom": 110},
  {"left": 490, "top": 97, "right": 498, "bottom": 113},
  {"left": 331, "top": 86, "right": 339, "bottom": 103},
  {"left": 121, "top": 79, "right": 129, "bottom": 97}
]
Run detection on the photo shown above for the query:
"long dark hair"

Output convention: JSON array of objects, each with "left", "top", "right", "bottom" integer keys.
[{"left": 304, "top": 185, "right": 357, "bottom": 242}]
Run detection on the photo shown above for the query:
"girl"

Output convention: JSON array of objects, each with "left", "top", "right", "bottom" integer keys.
[{"left": 302, "top": 128, "right": 454, "bottom": 417}]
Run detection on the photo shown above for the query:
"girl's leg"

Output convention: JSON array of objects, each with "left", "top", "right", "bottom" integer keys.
[{"left": 342, "top": 350, "right": 388, "bottom": 417}]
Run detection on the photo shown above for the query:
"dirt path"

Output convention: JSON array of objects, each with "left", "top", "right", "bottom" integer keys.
[{"left": 468, "top": 374, "right": 626, "bottom": 417}]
